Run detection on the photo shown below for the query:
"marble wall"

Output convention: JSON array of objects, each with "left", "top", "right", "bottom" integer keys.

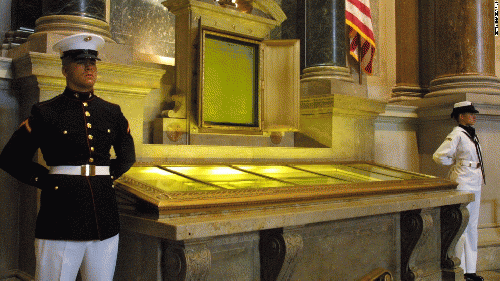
[
  {"left": 0, "top": 1, "right": 11, "bottom": 43},
  {"left": 374, "top": 105, "right": 420, "bottom": 172},
  {"left": 0, "top": 58, "right": 17, "bottom": 279},
  {"left": 109, "top": 0, "right": 175, "bottom": 58},
  {"left": 0, "top": 58, "right": 37, "bottom": 279}
]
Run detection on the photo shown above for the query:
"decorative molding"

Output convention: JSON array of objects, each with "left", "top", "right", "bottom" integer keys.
[
  {"left": 427, "top": 75, "right": 500, "bottom": 97},
  {"left": 11, "top": 52, "right": 163, "bottom": 99},
  {"left": 31, "top": 15, "right": 114, "bottom": 43},
  {"left": 390, "top": 85, "right": 428, "bottom": 102},
  {"left": 400, "top": 209, "right": 423, "bottom": 281},
  {"left": 380, "top": 104, "right": 418, "bottom": 118},
  {"left": 300, "top": 94, "right": 386, "bottom": 117},
  {"left": 301, "top": 66, "right": 354, "bottom": 82},
  {"left": 163, "top": 0, "right": 283, "bottom": 39},
  {"left": 441, "top": 204, "right": 469, "bottom": 279}
]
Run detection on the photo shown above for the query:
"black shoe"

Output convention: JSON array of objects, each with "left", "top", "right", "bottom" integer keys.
[{"left": 464, "top": 273, "right": 484, "bottom": 281}]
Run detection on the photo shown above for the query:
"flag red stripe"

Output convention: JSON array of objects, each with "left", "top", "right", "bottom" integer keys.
[
  {"left": 346, "top": 0, "right": 375, "bottom": 74},
  {"left": 346, "top": 12, "right": 375, "bottom": 43},
  {"left": 346, "top": 0, "right": 372, "bottom": 18}
]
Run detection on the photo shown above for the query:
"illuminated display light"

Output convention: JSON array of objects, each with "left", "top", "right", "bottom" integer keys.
[{"left": 115, "top": 162, "right": 450, "bottom": 215}]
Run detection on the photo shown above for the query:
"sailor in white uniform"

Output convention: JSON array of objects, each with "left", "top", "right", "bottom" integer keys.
[{"left": 433, "top": 101, "right": 485, "bottom": 281}]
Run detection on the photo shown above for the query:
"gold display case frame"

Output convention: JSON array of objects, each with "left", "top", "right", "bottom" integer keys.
[
  {"left": 115, "top": 161, "right": 456, "bottom": 217},
  {"left": 196, "top": 25, "right": 301, "bottom": 135}
]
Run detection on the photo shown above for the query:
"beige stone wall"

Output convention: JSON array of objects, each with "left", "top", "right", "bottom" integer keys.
[
  {"left": 366, "top": 0, "right": 397, "bottom": 102},
  {"left": 371, "top": 0, "right": 418, "bottom": 172}
]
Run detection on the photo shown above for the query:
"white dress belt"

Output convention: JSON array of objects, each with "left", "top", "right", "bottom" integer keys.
[
  {"left": 49, "top": 165, "right": 110, "bottom": 176},
  {"left": 458, "top": 160, "right": 481, "bottom": 168}
]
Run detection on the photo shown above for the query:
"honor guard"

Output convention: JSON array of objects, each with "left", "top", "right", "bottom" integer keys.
[
  {"left": 433, "top": 101, "right": 484, "bottom": 281},
  {"left": 0, "top": 33, "right": 136, "bottom": 281}
]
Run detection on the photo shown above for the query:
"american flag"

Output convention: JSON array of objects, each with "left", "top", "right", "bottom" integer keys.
[{"left": 346, "top": 0, "right": 376, "bottom": 74}]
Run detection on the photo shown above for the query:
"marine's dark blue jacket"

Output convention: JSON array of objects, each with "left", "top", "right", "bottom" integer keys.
[{"left": 0, "top": 88, "right": 136, "bottom": 240}]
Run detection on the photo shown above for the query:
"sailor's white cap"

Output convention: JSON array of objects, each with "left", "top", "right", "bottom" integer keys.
[
  {"left": 451, "top": 101, "right": 479, "bottom": 118},
  {"left": 454, "top": 101, "right": 473, "bottom": 108},
  {"left": 52, "top": 33, "right": 105, "bottom": 60}
]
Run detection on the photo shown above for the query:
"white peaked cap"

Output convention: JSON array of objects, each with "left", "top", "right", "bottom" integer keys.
[
  {"left": 454, "top": 101, "right": 473, "bottom": 108},
  {"left": 52, "top": 33, "right": 105, "bottom": 60},
  {"left": 451, "top": 100, "right": 479, "bottom": 118}
]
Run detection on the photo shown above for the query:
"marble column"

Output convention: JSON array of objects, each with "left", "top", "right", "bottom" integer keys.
[
  {"left": 391, "top": 0, "right": 428, "bottom": 101},
  {"left": 298, "top": 0, "right": 351, "bottom": 81},
  {"left": 42, "top": 0, "right": 106, "bottom": 20},
  {"left": 427, "top": 0, "right": 500, "bottom": 97},
  {"left": 29, "top": 0, "right": 114, "bottom": 42}
]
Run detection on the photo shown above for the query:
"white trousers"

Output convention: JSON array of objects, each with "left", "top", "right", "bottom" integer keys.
[
  {"left": 34, "top": 234, "right": 119, "bottom": 281},
  {"left": 455, "top": 190, "right": 481, "bottom": 274}
]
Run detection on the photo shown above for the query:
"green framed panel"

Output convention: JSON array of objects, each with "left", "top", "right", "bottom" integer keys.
[{"left": 200, "top": 30, "right": 260, "bottom": 130}]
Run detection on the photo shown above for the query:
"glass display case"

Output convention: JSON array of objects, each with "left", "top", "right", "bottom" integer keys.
[{"left": 115, "top": 161, "right": 455, "bottom": 216}]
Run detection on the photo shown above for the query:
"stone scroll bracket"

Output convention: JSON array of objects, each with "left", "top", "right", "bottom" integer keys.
[
  {"left": 359, "top": 268, "right": 393, "bottom": 281},
  {"left": 161, "top": 240, "right": 211, "bottom": 281},
  {"left": 441, "top": 204, "right": 469, "bottom": 281},
  {"left": 259, "top": 228, "right": 304, "bottom": 281},
  {"left": 400, "top": 209, "right": 424, "bottom": 281}
]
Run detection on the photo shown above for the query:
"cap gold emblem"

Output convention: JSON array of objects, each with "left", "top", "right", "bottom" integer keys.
[{"left": 84, "top": 36, "right": 92, "bottom": 42}]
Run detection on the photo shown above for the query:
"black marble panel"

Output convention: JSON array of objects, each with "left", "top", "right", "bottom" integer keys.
[
  {"left": 11, "top": 0, "right": 43, "bottom": 30},
  {"left": 42, "top": 0, "right": 106, "bottom": 21},
  {"left": 280, "top": 0, "right": 298, "bottom": 40},
  {"left": 301, "top": 0, "right": 346, "bottom": 68}
]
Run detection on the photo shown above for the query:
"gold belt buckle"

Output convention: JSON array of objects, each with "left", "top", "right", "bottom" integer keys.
[{"left": 81, "top": 164, "right": 96, "bottom": 176}]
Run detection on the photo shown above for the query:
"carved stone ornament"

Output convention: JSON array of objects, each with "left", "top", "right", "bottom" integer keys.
[
  {"left": 441, "top": 204, "right": 469, "bottom": 279},
  {"left": 270, "top": 132, "right": 284, "bottom": 144},
  {"left": 400, "top": 209, "right": 423, "bottom": 281},
  {"left": 162, "top": 241, "right": 211, "bottom": 281},
  {"left": 259, "top": 228, "right": 303, "bottom": 281},
  {"left": 359, "top": 268, "right": 393, "bottom": 281},
  {"left": 167, "top": 124, "right": 185, "bottom": 142}
]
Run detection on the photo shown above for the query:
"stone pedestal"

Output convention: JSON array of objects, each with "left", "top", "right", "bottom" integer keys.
[
  {"left": 298, "top": 79, "right": 385, "bottom": 160},
  {"left": 116, "top": 190, "right": 473, "bottom": 281}
]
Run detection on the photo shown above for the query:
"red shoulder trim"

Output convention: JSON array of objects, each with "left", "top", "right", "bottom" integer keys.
[{"left": 20, "top": 119, "right": 32, "bottom": 133}]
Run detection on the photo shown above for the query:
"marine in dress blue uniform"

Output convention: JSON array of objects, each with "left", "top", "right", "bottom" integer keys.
[
  {"left": 433, "top": 101, "right": 484, "bottom": 281},
  {"left": 0, "top": 33, "right": 135, "bottom": 280}
]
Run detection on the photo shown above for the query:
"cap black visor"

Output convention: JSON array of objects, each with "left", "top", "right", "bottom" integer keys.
[{"left": 61, "top": 49, "right": 100, "bottom": 60}]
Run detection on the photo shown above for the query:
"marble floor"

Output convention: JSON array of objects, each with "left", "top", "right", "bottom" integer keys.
[
  {"left": 478, "top": 270, "right": 500, "bottom": 280},
  {"left": 3, "top": 272, "right": 500, "bottom": 280}
]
